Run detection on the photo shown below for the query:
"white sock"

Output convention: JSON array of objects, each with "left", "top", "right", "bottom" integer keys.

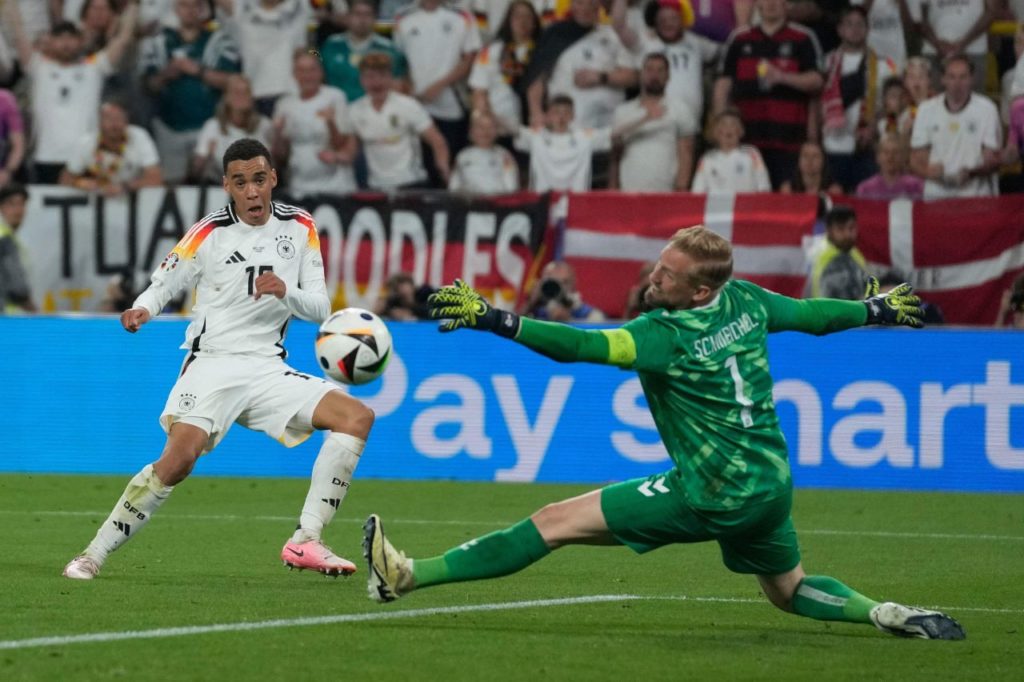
[
  {"left": 292, "top": 433, "right": 365, "bottom": 543},
  {"left": 85, "top": 464, "right": 174, "bottom": 564}
]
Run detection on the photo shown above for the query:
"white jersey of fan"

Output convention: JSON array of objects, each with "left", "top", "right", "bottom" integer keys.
[{"left": 134, "top": 202, "right": 331, "bottom": 358}]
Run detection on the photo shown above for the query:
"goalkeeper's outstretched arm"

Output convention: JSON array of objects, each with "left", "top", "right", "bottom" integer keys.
[
  {"left": 428, "top": 280, "right": 635, "bottom": 367},
  {"left": 754, "top": 277, "right": 924, "bottom": 334}
]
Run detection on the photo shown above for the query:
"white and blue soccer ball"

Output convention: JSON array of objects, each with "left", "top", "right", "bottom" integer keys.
[{"left": 315, "top": 308, "right": 392, "bottom": 385}]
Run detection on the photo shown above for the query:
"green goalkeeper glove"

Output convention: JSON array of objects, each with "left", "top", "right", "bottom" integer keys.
[
  {"left": 862, "top": 276, "right": 925, "bottom": 328},
  {"left": 427, "top": 279, "right": 521, "bottom": 338}
]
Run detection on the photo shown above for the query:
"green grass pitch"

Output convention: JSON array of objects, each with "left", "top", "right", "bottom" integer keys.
[{"left": 0, "top": 474, "right": 1020, "bottom": 681}]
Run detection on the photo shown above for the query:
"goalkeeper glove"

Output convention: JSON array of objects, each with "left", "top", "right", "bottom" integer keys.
[
  {"left": 427, "top": 279, "right": 521, "bottom": 338},
  {"left": 862, "top": 276, "right": 925, "bottom": 328}
]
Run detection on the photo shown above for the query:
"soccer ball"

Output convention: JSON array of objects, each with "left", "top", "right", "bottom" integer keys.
[{"left": 315, "top": 308, "right": 392, "bottom": 385}]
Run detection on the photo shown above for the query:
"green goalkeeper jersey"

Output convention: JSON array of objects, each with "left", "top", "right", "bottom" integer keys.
[
  {"left": 622, "top": 280, "right": 800, "bottom": 510},
  {"left": 515, "top": 279, "right": 867, "bottom": 512}
]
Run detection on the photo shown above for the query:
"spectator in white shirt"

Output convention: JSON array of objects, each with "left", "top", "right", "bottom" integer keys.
[
  {"left": 610, "top": 0, "right": 720, "bottom": 124},
  {"left": 914, "top": 0, "right": 997, "bottom": 91},
  {"left": 691, "top": 108, "right": 771, "bottom": 193},
  {"left": 272, "top": 51, "right": 357, "bottom": 199},
  {"left": 60, "top": 99, "right": 163, "bottom": 195},
  {"left": 469, "top": 0, "right": 542, "bottom": 136},
  {"left": 610, "top": 52, "right": 697, "bottom": 191},
  {"left": 450, "top": 112, "right": 520, "bottom": 193},
  {"left": 193, "top": 74, "right": 274, "bottom": 182},
  {"left": 349, "top": 53, "right": 451, "bottom": 190},
  {"left": 525, "top": 0, "right": 636, "bottom": 130},
  {"left": 850, "top": 0, "right": 909, "bottom": 71},
  {"left": 215, "top": 0, "right": 313, "bottom": 115},
  {"left": 394, "top": 0, "right": 482, "bottom": 179},
  {"left": 910, "top": 54, "right": 1001, "bottom": 199},
  {"left": 515, "top": 94, "right": 611, "bottom": 191},
  {"left": 2, "top": 1, "right": 138, "bottom": 184}
]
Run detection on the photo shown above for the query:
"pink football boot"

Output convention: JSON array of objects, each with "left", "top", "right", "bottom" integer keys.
[{"left": 281, "top": 540, "right": 357, "bottom": 577}]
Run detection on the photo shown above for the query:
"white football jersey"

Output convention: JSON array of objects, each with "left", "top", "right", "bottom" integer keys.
[
  {"left": 911, "top": 93, "right": 1001, "bottom": 199},
  {"left": 612, "top": 97, "right": 698, "bottom": 191},
  {"left": 633, "top": 31, "right": 719, "bottom": 123},
  {"left": 227, "top": 0, "right": 311, "bottom": 98},
  {"left": 515, "top": 126, "right": 611, "bottom": 191},
  {"left": 547, "top": 25, "right": 633, "bottom": 128},
  {"left": 29, "top": 53, "right": 113, "bottom": 163},
  {"left": 691, "top": 146, "right": 772, "bottom": 193},
  {"left": 917, "top": 0, "right": 986, "bottom": 56},
  {"left": 349, "top": 91, "right": 434, "bottom": 189},
  {"left": 274, "top": 86, "right": 357, "bottom": 197},
  {"left": 134, "top": 202, "right": 330, "bottom": 359},
  {"left": 393, "top": 3, "right": 481, "bottom": 121},
  {"left": 449, "top": 145, "right": 520, "bottom": 193},
  {"left": 851, "top": 0, "right": 906, "bottom": 69},
  {"left": 64, "top": 125, "right": 161, "bottom": 184}
]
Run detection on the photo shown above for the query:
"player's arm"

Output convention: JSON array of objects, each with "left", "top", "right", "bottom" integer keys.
[
  {"left": 129, "top": 242, "right": 203, "bottom": 330},
  {"left": 748, "top": 278, "right": 923, "bottom": 335},
  {"left": 427, "top": 280, "right": 634, "bottom": 367},
  {"left": 275, "top": 222, "right": 331, "bottom": 323}
]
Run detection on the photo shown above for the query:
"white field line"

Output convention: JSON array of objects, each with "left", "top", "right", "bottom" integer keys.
[
  {"left": 1, "top": 509, "right": 1022, "bottom": 542},
  {"left": 0, "top": 594, "right": 1020, "bottom": 652}
]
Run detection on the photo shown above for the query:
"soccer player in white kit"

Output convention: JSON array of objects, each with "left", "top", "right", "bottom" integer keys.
[{"left": 63, "top": 139, "right": 373, "bottom": 580}]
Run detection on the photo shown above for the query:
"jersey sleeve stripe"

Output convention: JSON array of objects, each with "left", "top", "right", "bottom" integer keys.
[
  {"left": 273, "top": 203, "right": 319, "bottom": 249},
  {"left": 171, "top": 207, "right": 230, "bottom": 259}
]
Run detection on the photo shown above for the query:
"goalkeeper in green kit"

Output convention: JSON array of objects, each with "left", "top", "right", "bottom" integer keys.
[{"left": 362, "top": 226, "right": 965, "bottom": 640}]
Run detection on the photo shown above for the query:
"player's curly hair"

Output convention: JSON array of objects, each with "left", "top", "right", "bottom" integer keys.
[
  {"left": 669, "top": 226, "right": 733, "bottom": 291},
  {"left": 222, "top": 138, "right": 273, "bottom": 174}
]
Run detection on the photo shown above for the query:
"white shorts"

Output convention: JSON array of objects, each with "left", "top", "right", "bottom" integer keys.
[{"left": 160, "top": 354, "right": 337, "bottom": 453}]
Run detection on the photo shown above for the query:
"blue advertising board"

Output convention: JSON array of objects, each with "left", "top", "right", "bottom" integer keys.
[{"left": 1, "top": 317, "right": 1021, "bottom": 492}]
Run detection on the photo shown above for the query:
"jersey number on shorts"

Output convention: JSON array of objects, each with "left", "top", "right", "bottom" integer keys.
[
  {"left": 245, "top": 265, "right": 274, "bottom": 295},
  {"left": 725, "top": 354, "right": 754, "bottom": 428}
]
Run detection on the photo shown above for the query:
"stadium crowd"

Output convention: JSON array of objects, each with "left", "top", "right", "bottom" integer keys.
[{"left": 1, "top": 0, "right": 1023, "bottom": 324}]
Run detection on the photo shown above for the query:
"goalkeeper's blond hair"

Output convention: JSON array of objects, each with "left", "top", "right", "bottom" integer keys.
[{"left": 668, "top": 226, "right": 733, "bottom": 292}]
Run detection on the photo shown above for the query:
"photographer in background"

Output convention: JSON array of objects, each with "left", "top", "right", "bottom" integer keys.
[
  {"left": 997, "top": 272, "right": 1024, "bottom": 329},
  {"left": 520, "top": 260, "right": 605, "bottom": 322}
]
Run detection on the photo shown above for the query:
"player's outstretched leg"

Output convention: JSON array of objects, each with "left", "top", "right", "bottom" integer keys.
[
  {"left": 281, "top": 391, "right": 373, "bottom": 577},
  {"left": 363, "top": 489, "right": 614, "bottom": 602},
  {"left": 362, "top": 513, "right": 551, "bottom": 603},
  {"left": 761, "top": 569, "right": 965, "bottom": 640},
  {"left": 62, "top": 422, "right": 206, "bottom": 579},
  {"left": 63, "top": 462, "right": 173, "bottom": 580}
]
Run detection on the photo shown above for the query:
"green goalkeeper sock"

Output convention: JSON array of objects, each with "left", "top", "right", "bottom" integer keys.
[
  {"left": 791, "top": 575, "right": 879, "bottom": 623},
  {"left": 412, "top": 519, "right": 551, "bottom": 589}
]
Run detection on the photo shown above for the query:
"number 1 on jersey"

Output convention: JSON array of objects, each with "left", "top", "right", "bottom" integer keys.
[{"left": 725, "top": 354, "right": 754, "bottom": 428}]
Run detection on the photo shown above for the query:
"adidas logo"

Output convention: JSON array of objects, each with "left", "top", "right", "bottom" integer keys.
[
  {"left": 113, "top": 521, "right": 131, "bottom": 536},
  {"left": 225, "top": 251, "right": 246, "bottom": 264},
  {"left": 321, "top": 498, "right": 341, "bottom": 509}
]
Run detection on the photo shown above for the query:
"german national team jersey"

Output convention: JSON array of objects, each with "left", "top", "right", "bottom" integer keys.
[
  {"left": 621, "top": 279, "right": 798, "bottom": 511},
  {"left": 719, "top": 22, "right": 822, "bottom": 154},
  {"left": 134, "top": 203, "right": 330, "bottom": 359}
]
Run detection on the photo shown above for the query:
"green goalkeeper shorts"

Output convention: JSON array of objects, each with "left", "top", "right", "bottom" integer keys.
[{"left": 600, "top": 468, "right": 800, "bottom": 576}]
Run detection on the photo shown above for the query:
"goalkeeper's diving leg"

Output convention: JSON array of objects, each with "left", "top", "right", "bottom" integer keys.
[
  {"left": 363, "top": 488, "right": 615, "bottom": 602},
  {"left": 760, "top": 566, "right": 965, "bottom": 640}
]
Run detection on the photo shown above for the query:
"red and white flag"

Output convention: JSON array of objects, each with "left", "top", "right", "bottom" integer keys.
[
  {"left": 562, "top": 192, "right": 818, "bottom": 318},
  {"left": 562, "top": 192, "right": 1024, "bottom": 324},
  {"left": 849, "top": 196, "right": 1024, "bottom": 325}
]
